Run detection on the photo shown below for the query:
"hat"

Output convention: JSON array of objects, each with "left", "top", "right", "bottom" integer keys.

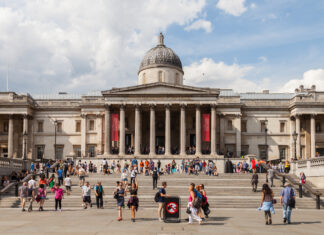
[{"left": 284, "top": 182, "right": 291, "bottom": 187}]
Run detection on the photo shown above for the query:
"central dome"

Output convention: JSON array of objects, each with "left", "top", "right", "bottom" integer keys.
[{"left": 138, "top": 33, "right": 184, "bottom": 85}]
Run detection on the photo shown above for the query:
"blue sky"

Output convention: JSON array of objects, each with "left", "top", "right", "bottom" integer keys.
[{"left": 0, "top": 0, "right": 324, "bottom": 94}]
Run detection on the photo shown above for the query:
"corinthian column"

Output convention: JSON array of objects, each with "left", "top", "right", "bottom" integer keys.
[
  {"left": 311, "top": 114, "right": 316, "bottom": 158},
  {"left": 149, "top": 104, "right": 156, "bottom": 156},
  {"left": 296, "top": 115, "right": 301, "bottom": 159},
  {"left": 211, "top": 104, "right": 217, "bottom": 155},
  {"left": 81, "top": 114, "right": 87, "bottom": 158},
  {"left": 134, "top": 105, "right": 141, "bottom": 155},
  {"left": 165, "top": 104, "right": 171, "bottom": 155},
  {"left": 8, "top": 115, "right": 14, "bottom": 158},
  {"left": 119, "top": 105, "right": 125, "bottom": 156},
  {"left": 104, "top": 105, "right": 111, "bottom": 155},
  {"left": 236, "top": 114, "right": 242, "bottom": 158},
  {"left": 195, "top": 105, "right": 202, "bottom": 155},
  {"left": 180, "top": 104, "right": 186, "bottom": 155}
]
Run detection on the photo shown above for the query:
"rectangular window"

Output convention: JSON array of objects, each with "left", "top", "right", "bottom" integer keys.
[
  {"left": 3, "top": 122, "right": 8, "bottom": 132},
  {"left": 227, "top": 120, "right": 233, "bottom": 131},
  {"left": 260, "top": 121, "right": 266, "bottom": 132},
  {"left": 57, "top": 122, "right": 62, "bottom": 132},
  {"left": 88, "top": 145, "right": 95, "bottom": 158},
  {"left": 241, "top": 145, "right": 249, "bottom": 156},
  {"left": 55, "top": 145, "right": 64, "bottom": 159},
  {"left": 279, "top": 146, "right": 287, "bottom": 160},
  {"left": 280, "top": 122, "right": 285, "bottom": 133},
  {"left": 36, "top": 145, "right": 45, "bottom": 159},
  {"left": 259, "top": 145, "right": 268, "bottom": 160},
  {"left": 89, "top": 120, "right": 95, "bottom": 131},
  {"left": 241, "top": 120, "right": 247, "bottom": 132},
  {"left": 75, "top": 121, "right": 81, "bottom": 132},
  {"left": 37, "top": 121, "right": 43, "bottom": 132},
  {"left": 73, "top": 145, "right": 81, "bottom": 158}
]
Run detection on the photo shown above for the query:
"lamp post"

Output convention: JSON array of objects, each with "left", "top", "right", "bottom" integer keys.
[
  {"left": 264, "top": 120, "right": 268, "bottom": 160},
  {"left": 293, "top": 130, "right": 298, "bottom": 161},
  {"left": 54, "top": 120, "right": 58, "bottom": 160},
  {"left": 23, "top": 130, "right": 28, "bottom": 161}
]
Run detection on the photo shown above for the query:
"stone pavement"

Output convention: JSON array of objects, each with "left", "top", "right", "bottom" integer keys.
[{"left": 0, "top": 208, "right": 323, "bottom": 235}]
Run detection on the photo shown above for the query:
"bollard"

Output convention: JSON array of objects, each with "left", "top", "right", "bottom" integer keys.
[
  {"left": 299, "top": 184, "right": 303, "bottom": 198},
  {"left": 282, "top": 176, "right": 286, "bottom": 187},
  {"left": 316, "top": 195, "right": 320, "bottom": 210},
  {"left": 15, "top": 184, "right": 18, "bottom": 197}
]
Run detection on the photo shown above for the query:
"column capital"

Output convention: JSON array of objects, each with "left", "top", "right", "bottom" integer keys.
[
  {"left": 134, "top": 103, "right": 141, "bottom": 109},
  {"left": 104, "top": 104, "right": 111, "bottom": 110},
  {"left": 22, "top": 114, "right": 33, "bottom": 120},
  {"left": 164, "top": 103, "right": 172, "bottom": 108},
  {"left": 80, "top": 114, "right": 87, "bottom": 119},
  {"left": 8, "top": 114, "right": 14, "bottom": 119},
  {"left": 210, "top": 103, "right": 217, "bottom": 108},
  {"left": 180, "top": 103, "right": 187, "bottom": 108},
  {"left": 235, "top": 114, "right": 242, "bottom": 118},
  {"left": 120, "top": 104, "right": 126, "bottom": 110},
  {"left": 218, "top": 113, "right": 225, "bottom": 118},
  {"left": 95, "top": 113, "right": 104, "bottom": 118},
  {"left": 195, "top": 104, "right": 201, "bottom": 109},
  {"left": 149, "top": 103, "right": 156, "bottom": 109},
  {"left": 310, "top": 113, "right": 317, "bottom": 118}
]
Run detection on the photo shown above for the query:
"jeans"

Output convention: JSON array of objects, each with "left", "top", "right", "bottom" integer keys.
[
  {"left": 55, "top": 199, "right": 62, "bottom": 210},
  {"left": 153, "top": 177, "right": 158, "bottom": 189},
  {"left": 282, "top": 204, "right": 292, "bottom": 222},
  {"left": 58, "top": 177, "right": 63, "bottom": 186},
  {"left": 96, "top": 195, "right": 103, "bottom": 208}
]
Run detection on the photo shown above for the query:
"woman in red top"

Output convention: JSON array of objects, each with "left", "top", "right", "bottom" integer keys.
[{"left": 251, "top": 158, "right": 256, "bottom": 173}]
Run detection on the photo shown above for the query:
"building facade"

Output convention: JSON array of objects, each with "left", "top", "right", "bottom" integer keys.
[{"left": 1, "top": 33, "right": 324, "bottom": 161}]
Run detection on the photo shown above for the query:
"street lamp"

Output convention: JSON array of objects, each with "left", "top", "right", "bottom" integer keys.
[
  {"left": 264, "top": 120, "right": 268, "bottom": 160},
  {"left": 54, "top": 120, "right": 58, "bottom": 160},
  {"left": 23, "top": 130, "right": 28, "bottom": 161},
  {"left": 293, "top": 130, "right": 298, "bottom": 161}
]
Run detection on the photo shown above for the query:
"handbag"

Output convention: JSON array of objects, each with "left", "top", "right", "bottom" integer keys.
[
  {"left": 113, "top": 192, "right": 118, "bottom": 200},
  {"left": 186, "top": 207, "right": 191, "bottom": 214},
  {"left": 272, "top": 199, "right": 277, "bottom": 204}
]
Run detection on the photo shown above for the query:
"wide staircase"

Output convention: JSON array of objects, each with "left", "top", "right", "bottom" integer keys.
[{"left": 0, "top": 173, "right": 322, "bottom": 209}]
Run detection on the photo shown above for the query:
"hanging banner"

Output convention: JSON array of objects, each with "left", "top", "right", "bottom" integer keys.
[
  {"left": 202, "top": 114, "right": 210, "bottom": 142},
  {"left": 111, "top": 114, "right": 119, "bottom": 141}
]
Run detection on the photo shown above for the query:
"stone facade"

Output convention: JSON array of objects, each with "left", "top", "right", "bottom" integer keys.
[{"left": 0, "top": 34, "right": 323, "bottom": 161}]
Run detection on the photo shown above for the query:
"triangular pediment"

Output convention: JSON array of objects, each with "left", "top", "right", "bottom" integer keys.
[{"left": 102, "top": 82, "right": 219, "bottom": 96}]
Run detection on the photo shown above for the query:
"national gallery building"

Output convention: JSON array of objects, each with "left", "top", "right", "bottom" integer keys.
[{"left": 1, "top": 33, "right": 324, "bottom": 161}]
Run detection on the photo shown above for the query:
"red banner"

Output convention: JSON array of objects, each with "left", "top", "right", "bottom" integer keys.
[
  {"left": 202, "top": 114, "right": 210, "bottom": 142},
  {"left": 111, "top": 114, "right": 119, "bottom": 141}
]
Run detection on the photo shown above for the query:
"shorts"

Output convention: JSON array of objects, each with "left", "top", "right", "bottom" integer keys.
[
  {"left": 83, "top": 196, "right": 91, "bottom": 203},
  {"left": 122, "top": 178, "right": 128, "bottom": 182},
  {"left": 20, "top": 197, "right": 27, "bottom": 203},
  {"left": 79, "top": 176, "right": 85, "bottom": 180},
  {"left": 65, "top": 186, "right": 71, "bottom": 190}
]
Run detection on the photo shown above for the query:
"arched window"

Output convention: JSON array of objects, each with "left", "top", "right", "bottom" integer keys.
[{"left": 158, "top": 71, "right": 163, "bottom": 82}]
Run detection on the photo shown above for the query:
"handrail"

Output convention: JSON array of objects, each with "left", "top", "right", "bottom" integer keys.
[
  {"left": 0, "top": 161, "right": 59, "bottom": 197},
  {"left": 261, "top": 162, "right": 322, "bottom": 209}
]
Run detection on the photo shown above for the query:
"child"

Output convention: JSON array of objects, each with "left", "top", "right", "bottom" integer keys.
[
  {"left": 52, "top": 183, "right": 64, "bottom": 212},
  {"left": 48, "top": 174, "right": 55, "bottom": 190}
]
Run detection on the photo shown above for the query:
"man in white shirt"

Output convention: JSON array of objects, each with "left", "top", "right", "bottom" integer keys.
[
  {"left": 130, "top": 166, "right": 137, "bottom": 185},
  {"left": 81, "top": 182, "right": 92, "bottom": 209},
  {"left": 28, "top": 175, "right": 37, "bottom": 190},
  {"left": 64, "top": 174, "right": 72, "bottom": 196},
  {"left": 79, "top": 167, "right": 86, "bottom": 186}
]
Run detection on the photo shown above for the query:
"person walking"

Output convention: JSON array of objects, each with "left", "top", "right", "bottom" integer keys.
[
  {"left": 130, "top": 166, "right": 137, "bottom": 185},
  {"left": 280, "top": 183, "right": 296, "bottom": 224},
  {"left": 79, "top": 167, "right": 86, "bottom": 186},
  {"left": 27, "top": 184, "right": 35, "bottom": 212},
  {"left": 259, "top": 184, "right": 275, "bottom": 225},
  {"left": 187, "top": 183, "right": 202, "bottom": 225},
  {"left": 152, "top": 167, "right": 159, "bottom": 189},
  {"left": 157, "top": 182, "right": 168, "bottom": 222},
  {"left": 52, "top": 183, "right": 64, "bottom": 212},
  {"left": 48, "top": 174, "right": 55, "bottom": 190},
  {"left": 199, "top": 184, "right": 210, "bottom": 218},
  {"left": 121, "top": 169, "right": 128, "bottom": 187},
  {"left": 94, "top": 181, "right": 104, "bottom": 209},
  {"left": 127, "top": 178, "right": 139, "bottom": 222},
  {"left": 114, "top": 182, "right": 126, "bottom": 221},
  {"left": 64, "top": 174, "right": 72, "bottom": 196},
  {"left": 267, "top": 166, "right": 274, "bottom": 187},
  {"left": 82, "top": 182, "right": 92, "bottom": 209},
  {"left": 37, "top": 184, "right": 47, "bottom": 211},
  {"left": 251, "top": 171, "right": 259, "bottom": 192},
  {"left": 19, "top": 182, "right": 28, "bottom": 212},
  {"left": 57, "top": 167, "right": 64, "bottom": 186}
]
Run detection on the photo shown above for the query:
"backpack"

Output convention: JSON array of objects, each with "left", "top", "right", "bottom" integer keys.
[
  {"left": 153, "top": 170, "right": 158, "bottom": 178},
  {"left": 154, "top": 190, "right": 161, "bottom": 202}
]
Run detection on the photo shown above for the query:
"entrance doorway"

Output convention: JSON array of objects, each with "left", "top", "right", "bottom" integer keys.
[
  {"left": 125, "top": 134, "right": 131, "bottom": 148},
  {"left": 156, "top": 136, "right": 165, "bottom": 147},
  {"left": 190, "top": 134, "right": 196, "bottom": 147}
]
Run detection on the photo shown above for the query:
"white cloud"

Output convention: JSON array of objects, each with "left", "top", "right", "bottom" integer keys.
[
  {"left": 0, "top": 0, "right": 206, "bottom": 93},
  {"left": 280, "top": 69, "right": 324, "bottom": 92},
  {"left": 185, "top": 19, "right": 212, "bottom": 33},
  {"left": 183, "top": 58, "right": 265, "bottom": 92},
  {"left": 216, "top": 0, "right": 247, "bottom": 16},
  {"left": 250, "top": 3, "right": 257, "bottom": 9},
  {"left": 258, "top": 56, "right": 267, "bottom": 62}
]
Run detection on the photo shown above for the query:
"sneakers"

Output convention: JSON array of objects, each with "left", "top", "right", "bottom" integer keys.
[
  {"left": 22, "top": 208, "right": 26, "bottom": 212},
  {"left": 283, "top": 218, "right": 287, "bottom": 224},
  {"left": 159, "top": 218, "right": 163, "bottom": 222},
  {"left": 131, "top": 218, "right": 135, "bottom": 222}
]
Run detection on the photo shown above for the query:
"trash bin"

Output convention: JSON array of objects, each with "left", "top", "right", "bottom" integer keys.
[{"left": 164, "top": 196, "right": 181, "bottom": 223}]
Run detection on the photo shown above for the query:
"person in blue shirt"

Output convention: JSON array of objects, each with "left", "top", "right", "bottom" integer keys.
[
  {"left": 57, "top": 168, "right": 64, "bottom": 186},
  {"left": 280, "top": 183, "right": 296, "bottom": 224},
  {"left": 158, "top": 181, "right": 169, "bottom": 222},
  {"left": 131, "top": 157, "right": 138, "bottom": 167},
  {"left": 30, "top": 163, "right": 35, "bottom": 172}
]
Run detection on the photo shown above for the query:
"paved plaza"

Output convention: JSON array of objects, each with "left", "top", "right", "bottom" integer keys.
[{"left": 0, "top": 208, "right": 323, "bottom": 235}]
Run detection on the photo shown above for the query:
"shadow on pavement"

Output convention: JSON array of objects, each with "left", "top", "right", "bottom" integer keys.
[{"left": 272, "top": 221, "right": 322, "bottom": 226}]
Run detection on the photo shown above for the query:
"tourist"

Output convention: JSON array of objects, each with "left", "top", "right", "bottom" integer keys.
[
  {"left": 79, "top": 167, "right": 86, "bottom": 186},
  {"left": 259, "top": 184, "right": 275, "bottom": 225},
  {"left": 37, "top": 184, "right": 46, "bottom": 211},
  {"left": 30, "top": 162, "right": 35, "bottom": 173},
  {"left": 157, "top": 160, "right": 161, "bottom": 173},
  {"left": 64, "top": 174, "right": 72, "bottom": 196},
  {"left": 28, "top": 175, "right": 37, "bottom": 191},
  {"left": 284, "top": 160, "right": 290, "bottom": 173},
  {"left": 94, "top": 181, "right": 104, "bottom": 209},
  {"left": 251, "top": 158, "right": 256, "bottom": 173},
  {"left": 39, "top": 174, "right": 47, "bottom": 189},
  {"left": 57, "top": 167, "right": 64, "bottom": 186},
  {"left": 131, "top": 156, "right": 138, "bottom": 167},
  {"left": 187, "top": 183, "right": 202, "bottom": 225},
  {"left": 121, "top": 169, "right": 128, "bottom": 187},
  {"left": 298, "top": 172, "right": 306, "bottom": 184},
  {"left": 111, "top": 160, "right": 116, "bottom": 173},
  {"left": 82, "top": 182, "right": 92, "bottom": 209},
  {"left": 139, "top": 160, "right": 144, "bottom": 173},
  {"left": 48, "top": 174, "right": 55, "bottom": 190},
  {"left": 158, "top": 181, "right": 168, "bottom": 222},
  {"left": 280, "top": 183, "right": 296, "bottom": 224},
  {"left": 114, "top": 182, "right": 126, "bottom": 221},
  {"left": 127, "top": 178, "right": 139, "bottom": 222},
  {"left": 52, "top": 183, "right": 64, "bottom": 212},
  {"left": 152, "top": 167, "right": 159, "bottom": 189},
  {"left": 130, "top": 166, "right": 137, "bottom": 185},
  {"left": 200, "top": 184, "right": 210, "bottom": 218},
  {"left": 19, "top": 182, "right": 28, "bottom": 211},
  {"left": 251, "top": 171, "right": 259, "bottom": 192},
  {"left": 267, "top": 166, "right": 274, "bottom": 187},
  {"left": 27, "top": 184, "right": 35, "bottom": 212},
  {"left": 116, "top": 161, "right": 121, "bottom": 173}
]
